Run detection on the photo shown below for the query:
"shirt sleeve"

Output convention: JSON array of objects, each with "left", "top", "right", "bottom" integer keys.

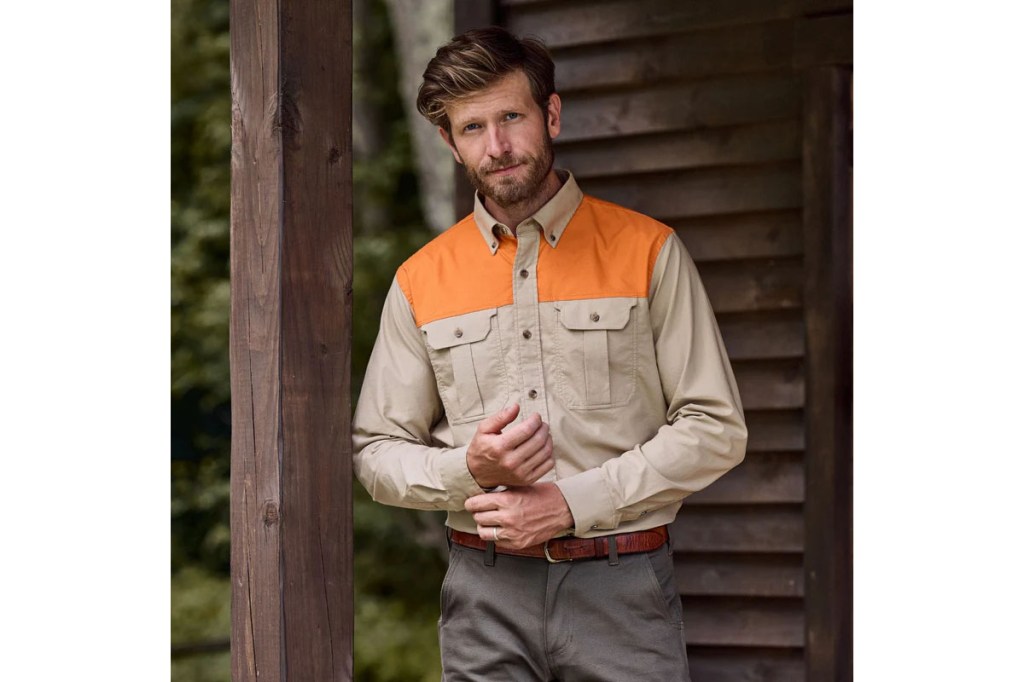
[
  {"left": 352, "top": 276, "right": 487, "bottom": 510},
  {"left": 554, "top": 232, "right": 748, "bottom": 535}
]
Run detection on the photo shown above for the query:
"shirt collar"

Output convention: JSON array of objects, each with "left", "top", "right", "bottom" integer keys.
[{"left": 473, "top": 169, "right": 584, "bottom": 255}]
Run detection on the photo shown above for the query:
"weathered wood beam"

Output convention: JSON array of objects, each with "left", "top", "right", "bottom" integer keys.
[
  {"left": 229, "top": 0, "right": 354, "bottom": 680},
  {"left": 802, "top": 65, "right": 853, "bottom": 682}
]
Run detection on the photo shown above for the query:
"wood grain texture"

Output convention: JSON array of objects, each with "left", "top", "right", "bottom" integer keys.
[
  {"left": 676, "top": 553, "right": 805, "bottom": 597},
  {"left": 697, "top": 258, "right": 804, "bottom": 314},
  {"left": 745, "top": 410, "right": 805, "bottom": 452},
  {"left": 682, "top": 597, "right": 805, "bottom": 647},
  {"left": 230, "top": 0, "right": 353, "bottom": 679},
  {"left": 716, "top": 310, "right": 805, "bottom": 361},
  {"left": 551, "top": 21, "right": 794, "bottom": 92},
  {"left": 794, "top": 13, "right": 852, "bottom": 67},
  {"left": 732, "top": 359, "right": 805, "bottom": 410},
  {"left": 687, "top": 647, "right": 805, "bottom": 681},
  {"left": 802, "top": 66, "right": 853, "bottom": 682},
  {"left": 673, "top": 209, "right": 804, "bottom": 263},
  {"left": 583, "top": 163, "right": 802, "bottom": 220},
  {"left": 671, "top": 506, "right": 804, "bottom": 553},
  {"left": 229, "top": 0, "right": 284, "bottom": 677},
  {"left": 687, "top": 452, "right": 804, "bottom": 505},
  {"left": 558, "top": 73, "right": 800, "bottom": 143},
  {"left": 563, "top": 120, "right": 800, "bottom": 181},
  {"left": 504, "top": 0, "right": 804, "bottom": 49}
]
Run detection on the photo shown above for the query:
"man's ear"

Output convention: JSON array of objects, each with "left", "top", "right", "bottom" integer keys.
[
  {"left": 545, "top": 93, "right": 562, "bottom": 141},
  {"left": 438, "top": 127, "right": 464, "bottom": 165}
]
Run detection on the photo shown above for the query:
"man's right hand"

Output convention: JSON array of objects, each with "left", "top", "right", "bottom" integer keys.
[{"left": 466, "top": 404, "right": 554, "bottom": 489}]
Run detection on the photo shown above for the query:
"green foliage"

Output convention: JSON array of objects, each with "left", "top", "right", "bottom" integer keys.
[
  {"left": 171, "top": 567, "right": 231, "bottom": 682},
  {"left": 171, "top": 0, "right": 449, "bottom": 679}
]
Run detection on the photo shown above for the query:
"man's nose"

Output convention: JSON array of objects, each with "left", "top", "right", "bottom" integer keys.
[{"left": 485, "top": 128, "right": 511, "bottom": 157}]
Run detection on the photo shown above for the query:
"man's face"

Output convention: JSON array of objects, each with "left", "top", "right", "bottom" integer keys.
[{"left": 440, "top": 71, "right": 562, "bottom": 209}]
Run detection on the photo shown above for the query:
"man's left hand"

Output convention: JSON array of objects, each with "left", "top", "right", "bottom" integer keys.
[{"left": 464, "top": 482, "right": 574, "bottom": 550}]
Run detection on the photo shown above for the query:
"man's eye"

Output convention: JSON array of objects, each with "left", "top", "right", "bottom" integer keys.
[
  {"left": 463, "top": 123, "right": 480, "bottom": 132},
  {"left": 505, "top": 113, "right": 520, "bottom": 121}
]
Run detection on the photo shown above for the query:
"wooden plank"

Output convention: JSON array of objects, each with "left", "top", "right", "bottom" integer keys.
[
  {"left": 687, "top": 451, "right": 804, "bottom": 505},
  {"left": 454, "top": 0, "right": 497, "bottom": 32},
  {"left": 802, "top": 66, "right": 853, "bottom": 682},
  {"left": 745, "top": 410, "right": 805, "bottom": 452},
  {"left": 558, "top": 73, "right": 800, "bottom": 143},
  {"left": 801, "top": 0, "right": 853, "bottom": 15},
  {"left": 697, "top": 258, "right": 804, "bottom": 314},
  {"left": 552, "top": 21, "right": 794, "bottom": 91},
  {"left": 561, "top": 120, "right": 800, "bottom": 180},
  {"left": 794, "top": 13, "right": 852, "bottom": 67},
  {"left": 676, "top": 553, "right": 805, "bottom": 597},
  {"left": 671, "top": 506, "right": 804, "bottom": 553},
  {"left": 716, "top": 310, "right": 805, "bottom": 361},
  {"left": 504, "top": 0, "right": 803, "bottom": 50},
  {"left": 583, "top": 163, "right": 802, "bottom": 219},
  {"left": 673, "top": 209, "right": 803, "bottom": 263},
  {"left": 230, "top": 0, "right": 353, "bottom": 679},
  {"left": 683, "top": 597, "right": 805, "bottom": 647},
  {"left": 687, "top": 647, "right": 805, "bottom": 681},
  {"left": 732, "top": 359, "right": 804, "bottom": 410}
]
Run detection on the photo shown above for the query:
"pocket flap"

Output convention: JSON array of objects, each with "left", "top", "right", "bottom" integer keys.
[
  {"left": 554, "top": 298, "right": 637, "bottom": 331},
  {"left": 421, "top": 308, "right": 497, "bottom": 350}
]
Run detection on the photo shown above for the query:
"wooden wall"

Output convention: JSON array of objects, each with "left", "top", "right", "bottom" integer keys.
[{"left": 458, "top": 1, "right": 852, "bottom": 679}]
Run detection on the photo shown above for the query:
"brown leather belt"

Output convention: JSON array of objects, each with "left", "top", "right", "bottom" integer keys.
[{"left": 450, "top": 525, "right": 668, "bottom": 563}]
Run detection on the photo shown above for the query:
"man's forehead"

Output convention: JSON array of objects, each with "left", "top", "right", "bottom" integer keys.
[{"left": 446, "top": 71, "right": 536, "bottom": 123}]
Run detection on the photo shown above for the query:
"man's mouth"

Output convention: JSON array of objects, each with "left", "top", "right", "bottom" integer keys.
[{"left": 488, "top": 163, "right": 521, "bottom": 175}]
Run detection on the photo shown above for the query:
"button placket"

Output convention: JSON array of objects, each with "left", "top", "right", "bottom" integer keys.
[{"left": 511, "top": 223, "right": 548, "bottom": 423}]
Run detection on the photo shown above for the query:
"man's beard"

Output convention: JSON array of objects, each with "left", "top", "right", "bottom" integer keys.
[{"left": 464, "top": 132, "right": 554, "bottom": 209}]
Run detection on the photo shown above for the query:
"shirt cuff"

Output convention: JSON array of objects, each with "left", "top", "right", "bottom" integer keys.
[
  {"left": 437, "top": 445, "right": 486, "bottom": 507},
  {"left": 554, "top": 469, "right": 621, "bottom": 537}
]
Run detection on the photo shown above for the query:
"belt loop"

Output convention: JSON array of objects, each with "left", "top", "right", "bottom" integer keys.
[
  {"left": 607, "top": 535, "right": 619, "bottom": 566},
  {"left": 485, "top": 540, "right": 496, "bottom": 567},
  {"left": 445, "top": 527, "right": 453, "bottom": 552}
]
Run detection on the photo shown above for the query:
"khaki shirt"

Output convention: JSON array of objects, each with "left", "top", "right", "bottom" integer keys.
[{"left": 353, "top": 171, "right": 747, "bottom": 538}]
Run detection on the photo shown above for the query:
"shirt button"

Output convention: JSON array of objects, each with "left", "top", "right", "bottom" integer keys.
[
  {"left": 454, "top": 328, "right": 463, "bottom": 338},
  {"left": 528, "top": 389, "right": 538, "bottom": 399},
  {"left": 590, "top": 312, "right": 600, "bottom": 322},
  {"left": 639, "top": 511, "right": 648, "bottom": 517},
  {"left": 522, "top": 329, "right": 532, "bottom": 339},
  {"left": 519, "top": 269, "right": 529, "bottom": 278},
  {"left": 591, "top": 524, "right": 599, "bottom": 530}
]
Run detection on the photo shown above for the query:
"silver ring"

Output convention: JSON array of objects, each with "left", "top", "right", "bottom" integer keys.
[{"left": 491, "top": 526, "right": 500, "bottom": 542}]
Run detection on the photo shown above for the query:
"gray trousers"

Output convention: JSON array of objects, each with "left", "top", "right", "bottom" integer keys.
[{"left": 438, "top": 540, "right": 691, "bottom": 681}]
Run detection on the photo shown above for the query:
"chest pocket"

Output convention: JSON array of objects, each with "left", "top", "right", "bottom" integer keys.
[
  {"left": 552, "top": 298, "right": 639, "bottom": 409},
  {"left": 422, "top": 308, "right": 507, "bottom": 424}
]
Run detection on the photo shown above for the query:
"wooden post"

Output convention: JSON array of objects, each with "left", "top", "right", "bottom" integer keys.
[
  {"left": 229, "top": 0, "right": 353, "bottom": 679},
  {"left": 802, "top": 65, "right": 853, "bottom": 682}
]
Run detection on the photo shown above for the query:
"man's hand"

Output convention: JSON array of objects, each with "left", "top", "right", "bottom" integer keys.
[
  {"left": 464, "top": 483, "right": 574, "bottom": 549},
  {"left": 466, "top": 404, "right": 554, "bottom": 489}
]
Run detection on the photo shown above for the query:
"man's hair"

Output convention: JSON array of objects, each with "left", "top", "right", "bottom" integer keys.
[{"left": 416, "top": 26, "right": 555, "bottom": 134}]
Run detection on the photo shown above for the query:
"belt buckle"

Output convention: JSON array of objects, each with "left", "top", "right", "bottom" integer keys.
[{"left": 543, "top": 538, "right": 570, "bottom": 563}]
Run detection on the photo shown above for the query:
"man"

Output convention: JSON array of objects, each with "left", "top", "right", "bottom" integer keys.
[{"left": 353, "top": 26, "right": 747, "bottom": 681}]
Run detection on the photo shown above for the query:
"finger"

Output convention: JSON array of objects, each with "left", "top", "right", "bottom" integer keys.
[
  {"left": 499, "top": 412, "right": 543, "bottom": 449},
  {"left": 521, "top": 454, "right": 555, "bottom": 484},
  {"left": 464, "top": 493, "right": 503, "bottom": 513},
  {"left": 476, "top": 524, "right": 506, "bottom": 543},
  {"left": 471, "top": 510, "right": 503, "bottom": 526},
  {"left": 514, "top": 435, "right": 553, "bottom": 476},
  {"left": 510, "top": 421, "right": 550, "bottom": 461},
  {"left": 477, "top": 404, "right": 520, "bottom": 435}
]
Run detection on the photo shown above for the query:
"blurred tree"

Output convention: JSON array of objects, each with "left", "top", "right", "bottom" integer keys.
[{"left": 171, "top": 0, "right": 454, "bottom": 678}]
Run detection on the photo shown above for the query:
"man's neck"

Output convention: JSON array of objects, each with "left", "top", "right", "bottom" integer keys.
[{"left": 483, "top": 170, "right": 564, "bottom": 235}]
